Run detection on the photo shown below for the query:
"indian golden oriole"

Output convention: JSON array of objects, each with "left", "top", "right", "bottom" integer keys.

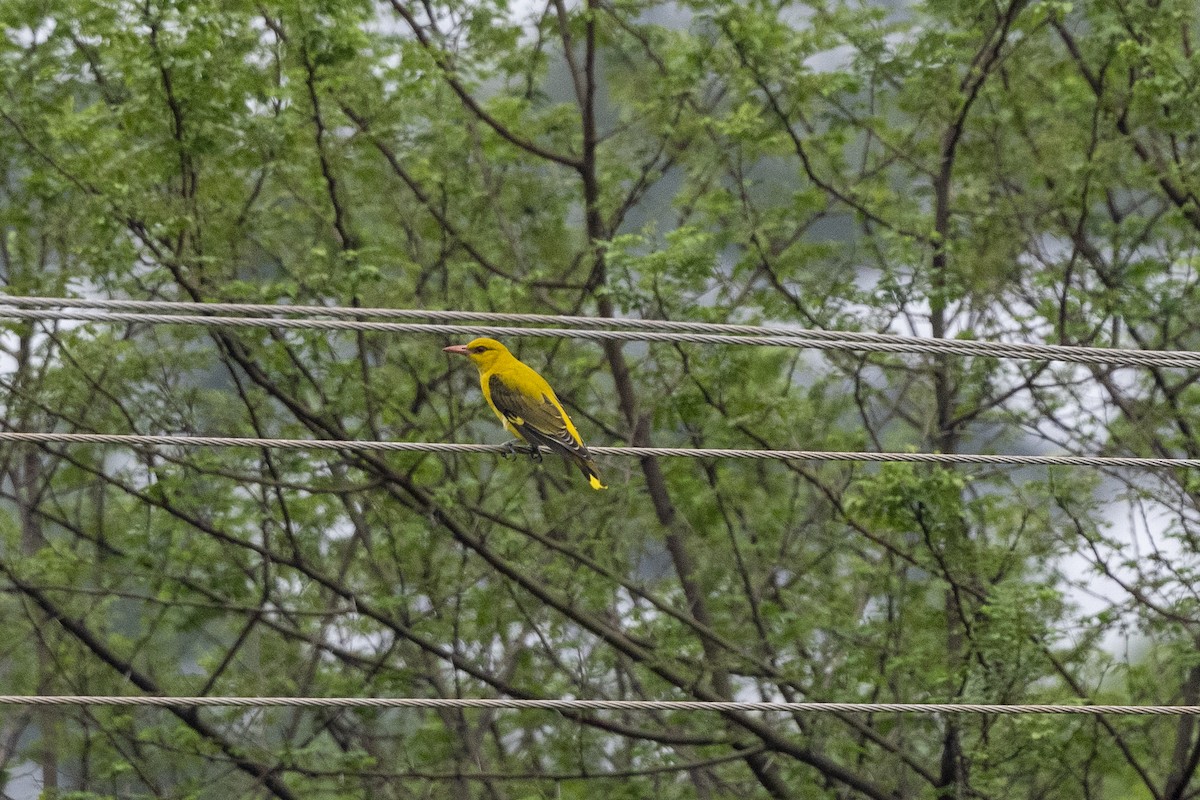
[{"left": 443, "top": 337, "right": 606, "bottom": 490}]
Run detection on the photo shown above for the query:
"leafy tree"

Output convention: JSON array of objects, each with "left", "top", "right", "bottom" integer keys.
[{"left": 2, "top": 0, "right": 1200, "bottom": 798}]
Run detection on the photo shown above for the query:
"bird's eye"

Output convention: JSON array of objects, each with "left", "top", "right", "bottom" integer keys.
[{"left": 471, "top": 346, "right": 488, "bottom": 354}]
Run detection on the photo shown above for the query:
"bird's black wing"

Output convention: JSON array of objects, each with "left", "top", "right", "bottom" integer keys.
[{"left": 487, "top": 374, "right": 589, "bottom": 457}]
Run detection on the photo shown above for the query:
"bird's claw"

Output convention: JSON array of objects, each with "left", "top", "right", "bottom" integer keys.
[{"left": 498, "top": 441, "right": 541, "bottom": 463}]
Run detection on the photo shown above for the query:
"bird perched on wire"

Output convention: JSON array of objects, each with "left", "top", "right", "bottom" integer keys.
[{"left": 443, "top": 337, "right": 606, "bottom": 490}]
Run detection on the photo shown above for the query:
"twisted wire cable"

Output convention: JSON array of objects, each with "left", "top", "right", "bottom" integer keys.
[
  {"left": 0, "top": 296, "right": 850, "bottom": 335},
  {"left": 0, "top": 431, "right": 1190, "bottom": 469},
  {"left": 0, "top": 295, "right": 965, "bottom": 342},
  {"left": 0, "top": 695, "right": 1193, "bottom": 715},
  {"left": 2, "top": 306, "right": 1200, "bottom": 369}
]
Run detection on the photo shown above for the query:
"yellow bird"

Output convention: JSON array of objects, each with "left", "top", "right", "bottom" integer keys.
[{"left": 443, "top": 337, "right": 606, "bottom": 490}]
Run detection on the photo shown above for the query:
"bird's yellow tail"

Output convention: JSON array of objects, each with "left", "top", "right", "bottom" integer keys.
[{"left": 576, "top": 456, "right": 607, "bottom": 490}]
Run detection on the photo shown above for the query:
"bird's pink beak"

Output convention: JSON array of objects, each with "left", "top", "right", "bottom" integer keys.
[{"left": 442, "top": 344, "right": 470, "bottom": 355}]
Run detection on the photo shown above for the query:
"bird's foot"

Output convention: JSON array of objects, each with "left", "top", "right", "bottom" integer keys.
[{"left": 499, "top": 441, "right": 540, "bottom": 462}]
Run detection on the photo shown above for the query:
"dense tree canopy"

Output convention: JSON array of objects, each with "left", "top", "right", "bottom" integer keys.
[{"left": 3, "top": 0, "right": 1200, "bottom": 797}]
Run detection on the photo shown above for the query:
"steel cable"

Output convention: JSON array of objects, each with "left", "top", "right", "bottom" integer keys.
[
  {"left": 2, "top": 306, "right": 1200, "bottom": 369},
  {"left": 0, "top": 431, "right": 1191, "bottom": 469},
  {"left": 0, "top": 695, "right": 1193, "bottom": 715}
]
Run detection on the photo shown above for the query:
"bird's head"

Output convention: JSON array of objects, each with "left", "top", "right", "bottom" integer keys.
[{"left": 442, "top": 337, "right": 512, "bottom": 370}]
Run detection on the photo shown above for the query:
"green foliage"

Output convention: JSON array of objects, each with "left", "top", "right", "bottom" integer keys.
[{"left": 1, "top": 0, "right": 1200, "bottom": 798}]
